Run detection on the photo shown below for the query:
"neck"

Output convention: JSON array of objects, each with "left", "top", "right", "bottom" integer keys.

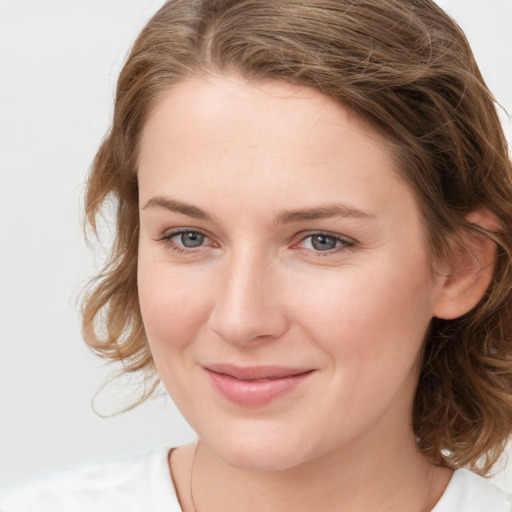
[{"left": 171, "top": 427, "right": 452, "bottom": 512}]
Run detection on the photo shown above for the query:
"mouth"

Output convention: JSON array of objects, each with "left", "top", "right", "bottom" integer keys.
[{"left": 203, "top": 364, "right": 315, "bottom": 406}]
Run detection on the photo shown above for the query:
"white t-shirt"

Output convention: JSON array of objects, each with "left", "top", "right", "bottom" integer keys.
[{"left": 1, "top": 447, "right": 511, "bottom": 512}]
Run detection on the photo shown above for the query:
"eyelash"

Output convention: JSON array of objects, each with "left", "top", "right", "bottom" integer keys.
[
  {"left": 295, "top": 231, "right": 357, "bottom": 257},
  {"left": 158, "top": 228, "right": 213, "bottom": 254},
  {"left": 158, "top": 229, "right": 357, "bottom": 257}
]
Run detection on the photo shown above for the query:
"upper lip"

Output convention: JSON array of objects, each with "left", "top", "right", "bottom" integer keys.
[{"left": 204, "top": 363, "right": 315, "bottom": 381}]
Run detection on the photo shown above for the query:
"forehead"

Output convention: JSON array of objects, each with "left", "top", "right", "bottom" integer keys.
[
  {"left": 140, "top": 74, "right": 389, "bottom": 162},
  {"left": 137, "top": 75, "right": 414, "bottom": 221}
]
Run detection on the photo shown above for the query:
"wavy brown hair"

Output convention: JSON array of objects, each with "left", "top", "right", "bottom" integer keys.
[{"left": 83, "top": 0, "right": 512, "bottom": 474}]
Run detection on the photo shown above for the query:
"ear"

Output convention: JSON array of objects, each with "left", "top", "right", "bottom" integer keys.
[{"left": 432, "top": 210, "right": 499, "bottom": 320}]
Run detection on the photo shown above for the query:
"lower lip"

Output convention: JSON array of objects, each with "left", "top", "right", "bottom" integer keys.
[{"left": 205, "top": 369, "right": 314, "bottom": 407}]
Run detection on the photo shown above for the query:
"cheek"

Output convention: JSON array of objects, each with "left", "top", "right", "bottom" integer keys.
[
  {"left": 291, "top": 262, "right": 434, "bottom": 435},
  {"left": 291, "top": 260, "right": 434, "bottom": 369},
  {"left": 137, "top": 258, "right": 212, "bottom": 355}
]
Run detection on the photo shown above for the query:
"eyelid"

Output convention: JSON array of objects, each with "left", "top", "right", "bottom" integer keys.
[
  {"left": 159, "top": 226, "right": 210, "bottom": 240},
  {"left": 158, "top": 227, "right": 218, "bottom": 252},
  {"left": 293, "top": 230, "right": 357, "bottom": 253}
]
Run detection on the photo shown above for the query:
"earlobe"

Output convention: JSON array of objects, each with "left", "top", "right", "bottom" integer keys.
[{"left": 432, "top": 210, "right": 499, "bottom": 320}]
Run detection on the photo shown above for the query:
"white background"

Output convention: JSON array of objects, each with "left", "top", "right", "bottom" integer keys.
[{"left": 1, "top": 0, "right": 511, "bottom": 490}]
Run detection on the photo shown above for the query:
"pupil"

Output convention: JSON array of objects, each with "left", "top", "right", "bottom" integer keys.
[
  {"left": 181, "top": 232, "right": 204, "bottom": 248},
  {"left": 312, "top": 235, "right": 336, "bottom": 251}
]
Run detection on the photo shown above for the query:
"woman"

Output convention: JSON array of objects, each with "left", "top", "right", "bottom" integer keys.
[{"left": 3, "top": 0, "right": 512, "bottom": 510}]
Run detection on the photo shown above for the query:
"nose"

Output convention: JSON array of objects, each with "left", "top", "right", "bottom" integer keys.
[{"left": 207, "top": 250, "right": 289, "bottom": 346}]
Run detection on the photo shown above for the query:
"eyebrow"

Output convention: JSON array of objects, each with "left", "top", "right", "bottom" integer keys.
[
  {"left": 142, "top": 196, "right": 375, "bottom": 225},
  {"left": 273, "top": 204, "right": 376, "bottom": 226},
  {"left": 142, "top": 196, "right": 216, "bottom": 223}
]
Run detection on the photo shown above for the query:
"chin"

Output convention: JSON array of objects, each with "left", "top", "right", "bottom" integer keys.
[
  {"left": 202, "top": 425, "right": 318, "bottom": 473},
  {"left": 219, "top": 445, "right": 304, "bottom": 473}
]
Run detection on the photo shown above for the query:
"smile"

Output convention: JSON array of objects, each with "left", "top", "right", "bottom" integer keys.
[{"left": 204, "top": 364, "right": 315, "bottom": 407}]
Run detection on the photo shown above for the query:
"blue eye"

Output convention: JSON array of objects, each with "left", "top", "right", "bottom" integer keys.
[
  {"left": 299, "top": 232, "right": 355, "bottom": 253},
  {"left": 178, "top": 231, "right": 205, "bottom": 248},
  {"left": 159, "top": 229, "right": 211, "bottom": 253},
  {"left": 310, "top": 234, "right": 338, "bottom": 251}
]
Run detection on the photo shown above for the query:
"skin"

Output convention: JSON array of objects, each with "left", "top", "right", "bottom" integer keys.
[{"left": 136, "top": 75, "right": 468, "bottom": 511}]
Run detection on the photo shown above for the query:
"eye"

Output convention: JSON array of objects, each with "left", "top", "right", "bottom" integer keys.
[
  {"left": 297, "top": 232, "right": 356, "bottom": 253},
  {"left": 159, "top": 228, "right": 214, "bottom": 253},
  {"left": 310, "top": 234, "right": 338, "bottom": 251},
  {"left": 177, "top": 231, "right": 205, "bottom": 248}
]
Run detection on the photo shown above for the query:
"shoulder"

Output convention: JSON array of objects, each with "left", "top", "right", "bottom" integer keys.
[
  {"left": 0, "top": 447, "right": 181, "bottom": 512},
  {"left": 432, "top": 468, "right": 512, "bottom": 512}
]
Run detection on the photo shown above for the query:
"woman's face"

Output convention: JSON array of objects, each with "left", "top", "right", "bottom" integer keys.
[{"left": 137, "top": 75, "right": 446, "bottom": 471}]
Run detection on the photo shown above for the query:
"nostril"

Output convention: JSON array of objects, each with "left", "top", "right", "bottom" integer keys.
[{"left": 206, "top": 262, "right": 288, "bottom": 345}]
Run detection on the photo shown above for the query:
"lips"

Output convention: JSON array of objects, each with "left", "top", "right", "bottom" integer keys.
[{"left": 204, "top": 364, "right": 315, "bottom": 406}]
